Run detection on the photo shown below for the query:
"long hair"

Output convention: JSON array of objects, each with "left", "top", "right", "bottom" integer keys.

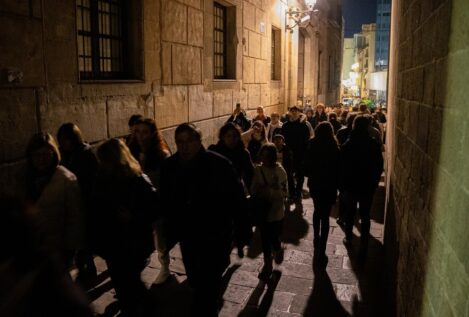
[
  {"left": 26, "top": 133, "right": 61, "bottom": 170},
  {"left": 57, "top": 123, "right": 84, "bottom": 148},
  {"left": 132, "top": 118, "right": 170, "bottom": 160},
  {"left": 259, "top": 143, "right": 278, "bottom": 167},
  {"left": 97, "top": 138, "right": 142, "bottom": 177},
  {"left": 25, "top": 133, "right": 61, "bottom": 201},
  {"left": 314, "top": 121, "right": 338, "bottom": 146},
  {"left": 218, "top": 122, "right": 244, "bottom": 149}
]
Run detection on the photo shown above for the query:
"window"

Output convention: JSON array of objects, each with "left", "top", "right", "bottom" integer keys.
[
  {"left": 271, "top": 27, "right": 281, "bottom": 80},
  {"left": 76, "top": 0, "right": 142, "bottom": 81},
  {"left": 213, "top": 3, "right": 226, "bottom": 79},
  {"left": 213, "top": 2, "right": 236, "bottom": 80}
]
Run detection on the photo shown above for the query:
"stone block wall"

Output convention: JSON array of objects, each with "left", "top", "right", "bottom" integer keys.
[
  {"left": 0, "top": 0, "right": 343, "bottom": 195},
  {"left": 386, "top": 0, "right": 469, "bottom": 315}
]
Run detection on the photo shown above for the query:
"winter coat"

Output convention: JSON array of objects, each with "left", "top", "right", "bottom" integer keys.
[
  {"left": 34, "top": 166, "right": 85, "bottom": 253},
  {"left": 303, "top": 138, "right": 340, "bottom": 192},
  {"left": 92, "top": 173, "right": 159, "bottom": 260},
  {"left": 339, "top": 132, "right": 384, "bottom": 192}
]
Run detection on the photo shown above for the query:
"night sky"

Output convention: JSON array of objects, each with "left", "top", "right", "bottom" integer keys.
[{"left": 342, "top": 0, "right": 377, "bottom": 37}]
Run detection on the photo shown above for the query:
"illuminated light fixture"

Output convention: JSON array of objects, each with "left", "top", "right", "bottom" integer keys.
[{"left": 285, "top": 0, "right": 318, "bottom": 32}]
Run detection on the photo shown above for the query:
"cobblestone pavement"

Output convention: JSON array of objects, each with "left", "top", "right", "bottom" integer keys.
[{"left": 89, "top": 184, "right": 386, "bottom": 317}]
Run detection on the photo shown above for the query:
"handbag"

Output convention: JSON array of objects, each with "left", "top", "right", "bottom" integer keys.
[{"left": 248, "top": 167, "right": 272, "bottom": 225}]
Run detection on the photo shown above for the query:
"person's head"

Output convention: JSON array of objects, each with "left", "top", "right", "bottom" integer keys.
[
  {"left": 359, "top": 103, "right": 369, "bottom": 113},
  {"left": 259, "top": 143, "right": 278, "bottom": 167},
  {"left": 289, "top": 106, "right": 301, "bottom": 120},
  {"left": 175, "top": 123, "right": 203, "bottom": 161},
  {"left": 328, "top": 112, "right": 338, "bottom": 122},
  {"left": 314, "top": 121, "right": 337, "bottom": 144},
  {"left": 57, "top": 123, "right": 84, "bottom": 152},
  {"left": 26, "top": 133, "right": 61, "bottom": 172},
  {"left": 256, "top": 106, "right": 265, "bottom": 117},
  {"left": 251, "top": 120, "right": 266, "bottom": 140},
  {"left": 270, "top": 112, "right": 280, "bottom": 124},
  {"left": 305, "top": 108, "right": 313, "bottom": 119},
  {"left": 272, "top": 134, "right": 285, "bottom": 150},
  {"left": 97, "top": 138, "right": 141, "bottom": 176},
  {"left": 352, "top": 115, "right": 371, "bottom": 134},
  {"left": 316, "top": 103, "right": 325, "bottom": 114},
  {"left": 346, "top": 113, "right": 357, "bottom": 129},
  {"left": 134, "top": 118, "right": 169, "bottom": 154},
  {"left": 219, "top": 123, "right": 242, "bottom": 149},
  {"left": 128, "top": 114, "right": 143, "bottom": 134}
]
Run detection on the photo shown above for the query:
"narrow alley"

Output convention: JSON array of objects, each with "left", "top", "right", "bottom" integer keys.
[{"left": 90, "top": 182, "right": 386, "bottom": 316}]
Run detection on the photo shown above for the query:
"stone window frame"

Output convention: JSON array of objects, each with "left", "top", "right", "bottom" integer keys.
[
  {"left": 212, "top": 1, "right": 237, "bottom": 81},
  {"left": 271, "top": 26, "right": 281, "bottom": 81},
  {"left": 76, "top": 0, "right": 144, "bottom": 82}
]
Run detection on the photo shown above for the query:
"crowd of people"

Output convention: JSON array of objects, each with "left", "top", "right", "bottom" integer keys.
[{"left": 1, "top": 101, "right": 386, "bottom": 316}]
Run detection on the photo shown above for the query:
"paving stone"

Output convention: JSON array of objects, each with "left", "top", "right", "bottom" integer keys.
[
  {"left": 276, "top": 275, "right": 313, "bottom": 295},
  {"left": 223, "top": 284, "right": 253, "bottom": 304},
  {"left": 333, "top": 283, "right": 362, "bottom": 302},
  {"left": 279, "top": 262, "right": 314, "bottom": 280},
  {"left": 326, "top": 268, "right": 358, "bottom": 284},
  {"left": 287, "top": 250, "right": 312, "bottom": 265},
  {"left": 343, "top": 256, "right": 353, "bottom": 269}
]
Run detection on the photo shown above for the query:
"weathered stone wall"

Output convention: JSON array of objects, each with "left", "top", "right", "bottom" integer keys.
[
  {"left": 0, "top": 0, "right": 342, "bottom": 195},
  {"left": 386, "top": 0, "right": 469, "bottom": 315}
]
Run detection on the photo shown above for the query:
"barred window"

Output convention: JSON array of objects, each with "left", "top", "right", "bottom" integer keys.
[
  {"left": 213, "top": 3, "right": 226, "bottom": 79},
  {"left": 77, "top": 0, "right": 139, "bottom": 80},
  {"left": 213, "top": 2, "right": 236, "bottom": 80}
]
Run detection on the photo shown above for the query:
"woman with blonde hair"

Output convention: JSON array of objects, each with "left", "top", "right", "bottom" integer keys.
[
  {"left": 24, "top": 132, "right": 84, "bottom": 268},
  {"left": 93, "top": 138, "right": 159, "bottom": 316}
]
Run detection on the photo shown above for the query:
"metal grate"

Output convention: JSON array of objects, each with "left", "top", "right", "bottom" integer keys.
[
  {"left": 77, "top": 0, "right": 124, "bottom": 80},
  {"left": 213, "top": 3, "right": 226, "bottom": 79}
]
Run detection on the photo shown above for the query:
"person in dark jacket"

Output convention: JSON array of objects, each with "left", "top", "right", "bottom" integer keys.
[
  {"left": 303, "top": 122, "right": 340, "bottom": 258},
  {"left": 93, "top": 138, "right": 159, "bottom": 317},
  {"left": 129, "top": 118, "right": 173, "bottom": 285},
  {"left": 209, "top": 123, "right": 254, "bottom": 258},
  {"left": 340, "top": 115, "right": 384, "bottom": 254},
  {"left": 160, "top": 123, "right": 245, "bottom": 317},
  {"left": 226, "top": 103, "right": 251, "bottom": 132},
  {"left": 57, "top": 123, "right": 98, "bottom": 286},
  {"left": 311, "top": 103, "right": 328, "bottom": 129},
  {"left": 280, "top": 105, "right": 311, "bottom": 200},
  {"left": 0, "top": 194, "right": 94, "bottom": 317}
]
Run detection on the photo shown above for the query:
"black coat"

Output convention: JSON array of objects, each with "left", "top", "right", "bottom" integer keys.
[
  {"left": 304, "top": 138, "right": 340, "bottom": 191},
  {"left": 92, "top": 173, "right": 159, "bottom": 260},
  {"left": 208, "top": 142, "right": 254, "bottom": 190},
  {"left": 339, "top": 132, "right": 384, "bottom": 192},
  {"left": 160, "top": 148, "right": 245, "bottom": 277}
]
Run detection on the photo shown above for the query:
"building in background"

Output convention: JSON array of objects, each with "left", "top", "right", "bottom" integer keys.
[
  {"left": 375, "top": 0, "right": 391, "bottom": 71},
  {"left": 369, "top": 0, "right": 391, "bottom": 103}
]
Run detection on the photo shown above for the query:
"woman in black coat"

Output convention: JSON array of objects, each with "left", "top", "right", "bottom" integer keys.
[
  {"left": 303, "top": 122, "right": 340, "bottom": 258},
  {"left": 93, "top": 138, "right": 159, "bottom": 316}
]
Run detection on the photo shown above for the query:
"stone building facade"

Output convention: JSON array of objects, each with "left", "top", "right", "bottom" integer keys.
[{"left": 0, "top": 0, "right": 342, "bottom": 193}]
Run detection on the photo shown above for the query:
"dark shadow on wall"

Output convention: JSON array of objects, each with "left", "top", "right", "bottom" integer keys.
[{"left": 382, "top": 0, "right": 451, "bottom": 315}]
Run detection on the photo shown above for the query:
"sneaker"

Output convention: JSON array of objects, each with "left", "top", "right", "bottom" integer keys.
[{"left": 153, "top": 267, "right": 170, "bottom": 285}]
